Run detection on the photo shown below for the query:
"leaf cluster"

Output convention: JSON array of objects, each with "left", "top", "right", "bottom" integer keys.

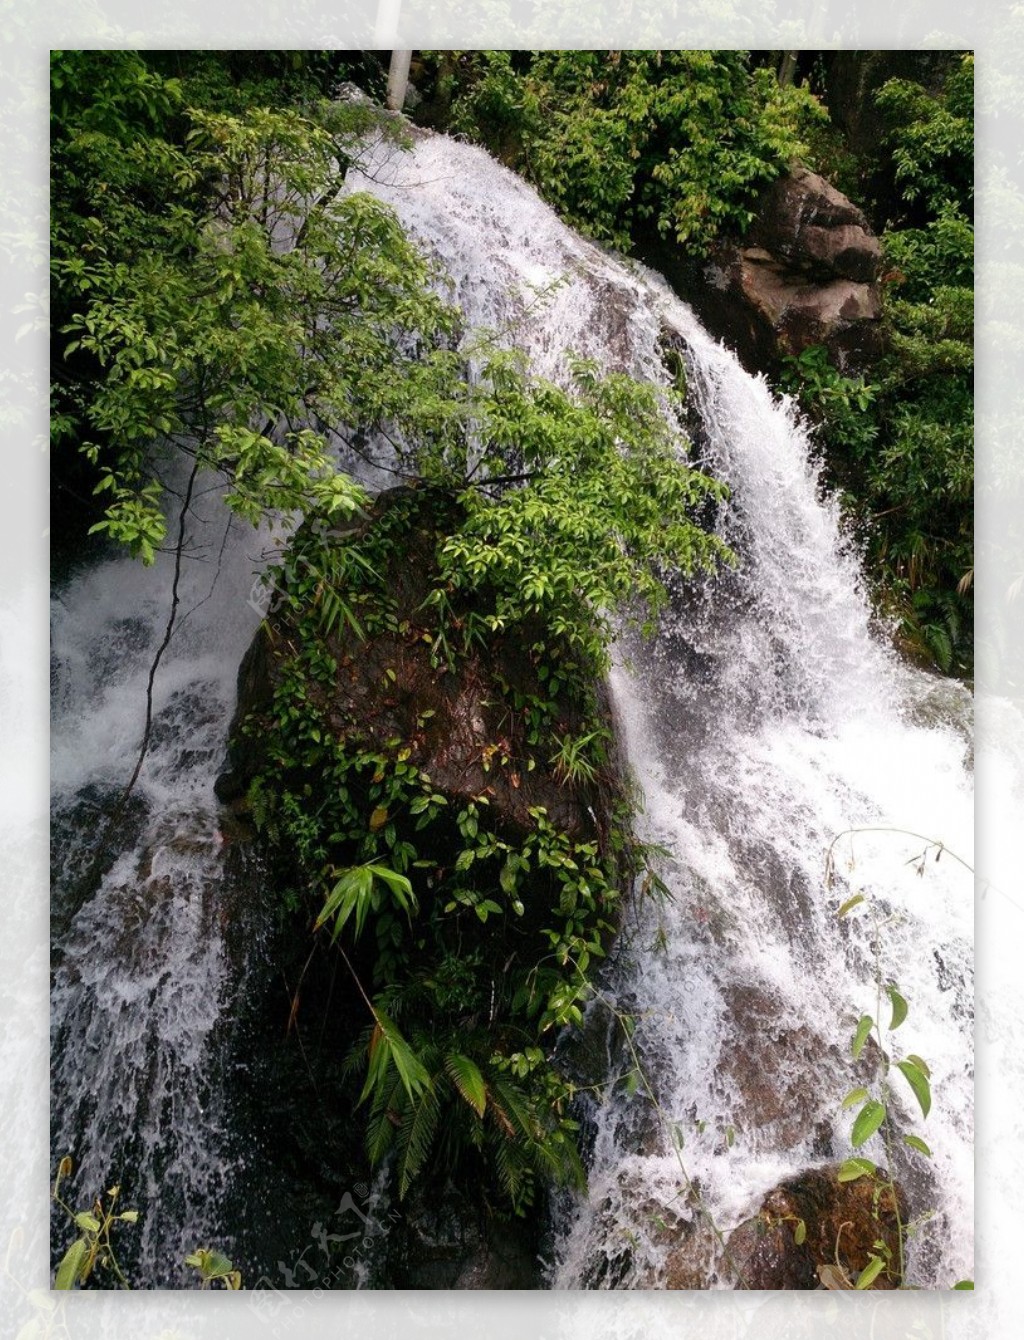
[{"left": 419, "top": 50, "right": 825, "bottom": 255}]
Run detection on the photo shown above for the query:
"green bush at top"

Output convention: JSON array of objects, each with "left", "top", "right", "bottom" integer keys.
[{"left": 421, "top": 50, "right": 826, "bottom": 255}]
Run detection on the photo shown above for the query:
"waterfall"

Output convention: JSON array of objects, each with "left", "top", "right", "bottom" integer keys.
[
  {"left": 50, "top": 475, "right": 284, "bottom": 1283},
  {"left": 352, "top": 132, "right": 974, "bottom": 1289},
  {"left": 50, "top": 127, "right": 972, "bottom": 1289}
]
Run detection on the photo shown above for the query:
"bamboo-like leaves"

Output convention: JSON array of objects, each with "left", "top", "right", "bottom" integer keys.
[
  {"left": 359, "top": 1007, "right": 431, "bottom": 1106},
  {"left": 316, "top": 861, "right": 416, "bottom": 942},
  {"left": 444, "top": 1052, "right": 488, "bottom": 1118}
]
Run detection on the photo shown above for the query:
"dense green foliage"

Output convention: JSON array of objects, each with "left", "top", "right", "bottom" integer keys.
[
  {"left": 782, "top": 56, "right": 973, "bottom": 672},
  {"left": 51, "top": 52, "right": 447, "bottom": 560},
  {"left": 418, "top": 50, "right": 824, "bottom": 254}
]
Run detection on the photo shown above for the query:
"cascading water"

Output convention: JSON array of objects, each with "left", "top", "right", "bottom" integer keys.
[
  {"left": 353, "top": 131, "right": 974, "bottom": 1289},
  {"left": 50, "top": 124, "right": 972, "bottom": 1289},
  {"left": 548, "top": 326, "right": 973, "bottom": 1290},
  {"left": 50, "top": 477, "right": 283, "bottom": 1282}
]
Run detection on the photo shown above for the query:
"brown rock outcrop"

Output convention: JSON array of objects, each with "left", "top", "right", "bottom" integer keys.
[
  {"left": 724, "top": 1163, "right": 906, "bottom": 1290},
  {"left": 700, "top": 165, "right": 884, "bottom": 372},
  {"left": 647, "top": 165, "right": 885, "bottom": 376}
]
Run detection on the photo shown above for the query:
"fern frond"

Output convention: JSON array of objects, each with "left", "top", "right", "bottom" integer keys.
[
  {"left": 492, "top": 1134, "right": 533, "bottom": 1213},
  {"left": 397, "top": 1085, "right": 441, "bottom": 1199},
  {"left": 488, "top": 1074, "right": 540, "bottom": 1142},
  {"left": 366, "top": 1071, "right": 406, "bottom": 1166}
]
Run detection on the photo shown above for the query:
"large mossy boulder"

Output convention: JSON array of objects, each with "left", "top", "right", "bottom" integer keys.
[
  {"left": 215, "top": 484, "right": 632, "bottom": 1271},
  {"left": 218, "top": 485, "right": 615, "bottom": 847}
]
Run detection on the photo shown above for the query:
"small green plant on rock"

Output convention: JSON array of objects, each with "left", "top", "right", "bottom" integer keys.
[
  {"left": 51, "top": 1156, "right": 242, "bottom": 1290},
  {"left": 185, "top": 1247, "right": 242, "bottom": 1290}
]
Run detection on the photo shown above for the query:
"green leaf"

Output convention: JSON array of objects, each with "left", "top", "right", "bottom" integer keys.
[
  {"left": 953, "top": 1279, "right": 974, "bottom": 1289},
  {"left": 841, "top": 1086, "right": 870, "bottom": 1110},
  {"left": 852, "top": 1014, "right": 873, "bottom": 1059},
  {"left": 855, "top": 1254, "right": 886, "bottom": 1289},
  {"left": 838, "top": 893, "right": 866, "bottom": 918},
  {"left": 837, "top": 1156, "right": 877, "bottom": 1182},
  {"left": 896, "top": 1059, "right": 932, "bottom": 1118},
  {"left": 74, "top": 1212, "right": 101, "bottom": 1232},
  {"left": 359, "top": 1008, "right": 431, "bottom": 1106},
  {"left": 54, "top": 1237, "right": 87, "bottom": 1290},
  {"left": 397, "top": 1085, "right": 441, "bottom": 1198},
  {"left": 366, "top": 863, "right": 415, "bottom": 911},
  {"left": 887, "top": 985, "right": 909, "bottom": 1030},
  {"left": 444, "top": 1053, "right": 488, "bottom": 1117},
  {"left": 906, "top": 1053, "right": 932, "bottom": 1078},
  {"left": 903, "top": 1133, "right": 932, "bottom": 1157},
  {"left": 794, "top": 1218, "right": 806, "bottom": 1245},
  {"left": 199, "top": 1248, "right": 235, "bottom": 1278},
  {"left": 851, "top": 1099, "right": 887, "bottom": 1148}
]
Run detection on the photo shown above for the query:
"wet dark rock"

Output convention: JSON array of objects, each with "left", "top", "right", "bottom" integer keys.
[
  {"left": 50, "top": 782, "right": 151, "bottom": 946},
  {"left": 724, "top": 1164, "right": 906, "bottom": 1289},
  {"left": 381, "top": 1180, "right": 543, "bottom": 1288},
  {"left": 718, "top": 982, "right": 878, "bottom": 1155}
]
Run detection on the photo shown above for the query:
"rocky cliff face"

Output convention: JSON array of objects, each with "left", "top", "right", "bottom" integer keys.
[
  {"left": 701, "top": 165, "right": 884, "bottom": 373},
  {"left": 644, "top": 164, "right": 885, "bottom": 377}
]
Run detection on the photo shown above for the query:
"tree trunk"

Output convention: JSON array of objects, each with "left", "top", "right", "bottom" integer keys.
[
  {"left": 778, "top": 51, "right": 799, "bottom": 87},
  {"left": 387, "top": 50, "right": 413, "bottom": 111}
]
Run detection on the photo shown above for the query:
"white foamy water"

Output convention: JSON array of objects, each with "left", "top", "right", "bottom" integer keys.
[{"left": 50, "top": 475, "right": 284, "bottom": 1282}]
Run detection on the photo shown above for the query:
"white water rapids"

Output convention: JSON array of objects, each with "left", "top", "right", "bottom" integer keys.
[
  {"left": 50, "top": 484, "right": 281, "bottom": 1278},
  {"left": 50, "top": 126, "right": 973, "bottom": 1289}
]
